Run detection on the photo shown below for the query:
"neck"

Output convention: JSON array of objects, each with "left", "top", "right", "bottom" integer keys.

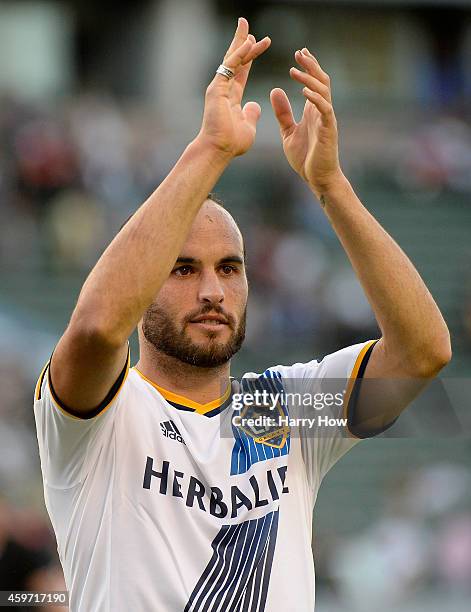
[{"left": 135, "top": 341, "right": 231, "bottom": 405}]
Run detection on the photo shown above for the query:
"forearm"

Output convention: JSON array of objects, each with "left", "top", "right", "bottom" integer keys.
[
  {"left": 315, "top": 174, "right": 451, "bottom": 373},
  {"left": 71, "top": 137, "right": 230, "bottom": 344}
]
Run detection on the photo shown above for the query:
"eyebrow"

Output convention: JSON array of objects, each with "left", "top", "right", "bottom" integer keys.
[{"left": 175, "top": 255, "right": 244, "bottom": 265}]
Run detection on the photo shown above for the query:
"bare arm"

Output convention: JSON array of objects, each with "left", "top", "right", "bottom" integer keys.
[
  {"left": 271, "top": 48, "right": 451, "bottom": 430},
  {"left": 50, "top": 18, "right": 271, "bottom": 415},
  {"left": 316, "top": 177, "right": 451, "bottom": 376}
]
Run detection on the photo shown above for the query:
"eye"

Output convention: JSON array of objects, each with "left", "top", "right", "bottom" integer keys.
[
  {"left": 220, "top": 264, "right": 238, "bottom": 275},
  {"left": 173, "top": 265, "right": 193, "bottom": 277}
]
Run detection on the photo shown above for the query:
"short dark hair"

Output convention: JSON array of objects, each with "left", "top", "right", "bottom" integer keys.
[{"left": 207, "top": 192, "right": 225, "bottom": 208}]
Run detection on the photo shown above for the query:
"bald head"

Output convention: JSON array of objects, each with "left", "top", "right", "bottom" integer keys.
[
  {"left": 119, "top": 194, "right": 241, "bottom": 239},
  {"left": 184, "top": 198, "right": 244, "bottom": 261}
]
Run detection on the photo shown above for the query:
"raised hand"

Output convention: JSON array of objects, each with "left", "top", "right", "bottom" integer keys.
[
  {"left": 270, "top": 48, "right": 343, "bottom": 197},
  {"left": 198, "top": 18, "right": 271, "bottom": 158}
]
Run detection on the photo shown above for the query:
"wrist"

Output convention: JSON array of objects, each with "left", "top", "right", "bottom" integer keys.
[
  {"left": 308, "top": 170, "right": 349, "bottom": 201},
  {"left": 190, "top": 134, "right": 234, "bottom": 167}
]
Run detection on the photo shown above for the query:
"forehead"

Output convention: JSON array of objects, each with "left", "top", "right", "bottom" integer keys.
[{"left": 180, "top": 202, "right": 244, "bottom": 259}]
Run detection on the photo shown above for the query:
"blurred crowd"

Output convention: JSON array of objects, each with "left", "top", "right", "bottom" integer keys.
[
  {"left": 315, "top": 463, "right": 471, "bottom": 612},
  {"left": 395, "top": 117, "right": 471, "bottom": 196},
  {"left": 0, "top": 496, "right": 65, "bottom": 611},
  {"left": 0, "top": 92, "right": 169, "bottom": 271}
]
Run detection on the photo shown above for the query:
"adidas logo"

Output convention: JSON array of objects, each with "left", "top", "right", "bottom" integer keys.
[{"left": 160, "top": 420, "right": 185, "bottom": 444}]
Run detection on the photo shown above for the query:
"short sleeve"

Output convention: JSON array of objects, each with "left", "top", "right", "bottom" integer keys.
[
  {"left": 282, "top": 340, "right": 378, "bottom": 490},
  {"left": 33, "top": 346, "right": 130, "bottom": 489}
]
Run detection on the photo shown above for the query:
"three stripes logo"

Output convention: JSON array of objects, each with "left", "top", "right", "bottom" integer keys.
[{"left": 160, "top": 420, "right": 185, "bottom": 445}]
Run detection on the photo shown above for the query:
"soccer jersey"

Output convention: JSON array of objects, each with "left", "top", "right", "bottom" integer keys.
[{"left": 34, "top": 339, "right": 379, "bottom": 612}]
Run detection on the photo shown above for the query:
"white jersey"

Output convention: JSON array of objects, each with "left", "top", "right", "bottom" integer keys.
[{"left": 34, "top": 339, "right": 378, "bottom": 612}]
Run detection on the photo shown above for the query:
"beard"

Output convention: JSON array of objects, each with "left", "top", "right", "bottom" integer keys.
[{"left": 141, "top": 302, "right": 246, "bottom": 368}]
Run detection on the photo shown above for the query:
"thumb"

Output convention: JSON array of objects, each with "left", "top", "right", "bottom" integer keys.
[
  {"left": 270, "top": 88, "right": 296, "bottom": 134},
  {"left": 243, "top": 101, "right": 262, "bottom": 129}
]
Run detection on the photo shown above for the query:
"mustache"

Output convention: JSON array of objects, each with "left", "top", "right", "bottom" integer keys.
[{"left": 184, "top": 304, "right": 235, "bottom": 329}]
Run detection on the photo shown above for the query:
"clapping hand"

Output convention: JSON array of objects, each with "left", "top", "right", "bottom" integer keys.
[
  {"left": 198, "top": 18, "right": 271, "bottom": 158},
  {"left": 271, "top": 48, "right": 344, "bottom": 198}
]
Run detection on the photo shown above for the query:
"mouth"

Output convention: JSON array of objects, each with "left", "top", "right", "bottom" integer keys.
[
  {"left": 192, "top": 319, "right": 225, "bottom": 326},
  {"left": 188, "top": 314, "right": 230, "bottom": 330}
]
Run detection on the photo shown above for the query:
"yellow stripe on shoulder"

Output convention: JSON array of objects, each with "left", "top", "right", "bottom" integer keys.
[
  {"left": 35, "top": 361, "right": 50, "bottom": 401},
  {"left": 342, "top": 339, "right": 379, "bottom": 438},
  {"left": 39, "top": 345, "right": 131, "bottom": 421}
]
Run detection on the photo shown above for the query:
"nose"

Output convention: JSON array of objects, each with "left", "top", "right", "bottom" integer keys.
[{"left": 197, "top": 269, "right": 224, "bottom": 305}]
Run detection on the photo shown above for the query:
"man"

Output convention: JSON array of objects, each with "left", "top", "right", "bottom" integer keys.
[{"left": 34, "top": 17, "right": 451, "bottom": 612}]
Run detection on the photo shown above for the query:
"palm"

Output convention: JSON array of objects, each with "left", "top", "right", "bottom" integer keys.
[
  {"left": 281, "top": 100, "right": 338, "bottom": 186},
  {"left": 231, "top": 109, "right": 255, "bottom": 154},
  {"left": 202, "top": 80, "right": 258, "bottom": 157},
  {"left": 282, "top": 102, "right": 316, "bottom": 181},
  {"left": 230, "top": 80, "right": 259, "bottom": 154}
]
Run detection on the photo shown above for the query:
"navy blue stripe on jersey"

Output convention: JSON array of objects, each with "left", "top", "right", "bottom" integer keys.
[
  {"left": 345, "top": 339, "right": 400, "bottom": 438},
  {"left": 228, "top": 510, "right": 279, "bottom": 612},
  {"left": 165, "top": 400, "right": 196, "bottom": 413},
  {"left": 36, "top": 364, "right": 49, "bottom": 400},
  {"left": 231, "top": 426, "right": 249, "bottom": 475},
  {"left": 47, "top": 344, "right": 130, "bottom": 419},
  {"left": 201, "top": 521, "right": 250, "bottom": 611},
  {"left": 184, "top": 525, "right": 233, "bottom": 612},
  {"left": 203, "top": 395, "right": 234, "bottom": 418},
  {"left": 186, "top": 522, "right": 245, "bottom": 611},
  {"left": 248, "top": 511, "right": 278, "bottom": 611},
  {"left": 166, "top": 395, "right": 233, "bottom": 418},
  {"left": 230, "top": 370, "right": 290, "bottom": 475},
  {"left": 185, "top": 511, "right": 279, "bottom": 612}
]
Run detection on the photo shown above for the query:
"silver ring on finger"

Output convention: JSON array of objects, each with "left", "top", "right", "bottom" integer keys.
[{"left": 216, "top": 64, "right": 235, "bottom": 80}]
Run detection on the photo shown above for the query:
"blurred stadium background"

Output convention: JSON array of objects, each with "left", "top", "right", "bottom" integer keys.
[{"left": 1, "top": 0, "right": 471, "bottom": 610}]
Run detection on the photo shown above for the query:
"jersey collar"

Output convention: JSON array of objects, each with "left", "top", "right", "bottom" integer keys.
[{"left": 132, "top": 367, "right": 232, "bottom": 417}]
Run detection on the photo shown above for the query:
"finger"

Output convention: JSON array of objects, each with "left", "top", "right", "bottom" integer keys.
[
  {"left": 212, "top": 33, "right": 269, "bottom": 94},
  {"left": 218, "top": 35, "right": 270, "bottom": 85},
  {"left": 295, "top": 49, "right": 330, "bottom": 87},
  {"left": 290, "top": 67, "right": 331, "bottom": 103},
  {"left": 240, "top": 36, "right": 271, "bottom": 65},
  {"left": 225, "top": 17, "right": 250, "bottom": 59},
  {"left": 301, "top": 48, "right": 321, "bottom": 67},
  {"left": 232, "top": 35, "right": 256, "bottom": 102},
  {"left": 302, "top": 88, "right": 335, "bottom": 127},
  {"left": 232, "top": 34, "right": 271, "bottom": 102},
  {"left": 243, "top": 101, "right": 262, "bottom": 130},
  {"left": 218, "top": 37, "right": 254, "bottom": 78},
  {"left": 270, "top": 88, "right": 296, "bottom": 134}
]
